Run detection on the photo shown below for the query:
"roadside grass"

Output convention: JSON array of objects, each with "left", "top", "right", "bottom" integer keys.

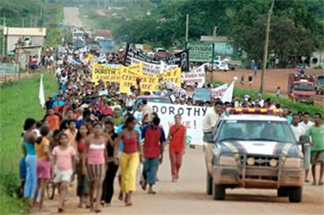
[
  {"left": 213, "top": 81, "right": 324, "bottom": 117},
  {"left": 0, "top": 71, "right": 57, "bottom": 214}
]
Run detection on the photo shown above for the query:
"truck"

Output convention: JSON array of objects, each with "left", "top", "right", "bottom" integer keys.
[
  {"left": 287, "top": 73, "right": 316, "bottom": 105},
  {"left": 72, "top": 30, "right": 84, "bottom": 41},
  {"left": 204, "top": 108, "right": 305, "bottom": 202},
  {"left": 315, "top": 75, "right": 324, "bottom": 95}
]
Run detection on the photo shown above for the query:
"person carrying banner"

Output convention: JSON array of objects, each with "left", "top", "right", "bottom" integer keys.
[
  {"left": 167, "top": 114, "right": 186, "bottom": 182},
  {"left": 141, "top": 117, "right": 166, "bottom": 194}
]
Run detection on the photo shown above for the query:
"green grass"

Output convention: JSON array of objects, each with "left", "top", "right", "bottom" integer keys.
[
  {"left": 0, "top": 71, "right": 57, "bottom": 214},
  {"left": 213, "top": 81, "right": 324, "bottom": 117}
]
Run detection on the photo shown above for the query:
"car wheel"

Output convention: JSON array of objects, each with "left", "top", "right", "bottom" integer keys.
[
  {"left": 289, "top": 187, "right": 302, "bottom": 203},
  {"left": 213, "top": 184, "right": 226, "bottom": 200},
  {"left": 206, "top": 172, "right": 213, "bottom": 195},
  {"left": 277, "top": 188, "right": 289, "bottom": 197}
]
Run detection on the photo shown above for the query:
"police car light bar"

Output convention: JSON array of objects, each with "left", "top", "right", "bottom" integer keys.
[{"left": 226, "top": 108, "right": 282, "bottom": 115}]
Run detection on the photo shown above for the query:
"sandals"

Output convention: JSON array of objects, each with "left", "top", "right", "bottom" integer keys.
[{"left": 58, "top": 207, "right": 64, "bottom": 213}]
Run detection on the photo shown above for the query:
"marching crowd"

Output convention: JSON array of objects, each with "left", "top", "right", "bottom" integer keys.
[{"left": 18, "top": 50, "right": 324, "bottom": 214}]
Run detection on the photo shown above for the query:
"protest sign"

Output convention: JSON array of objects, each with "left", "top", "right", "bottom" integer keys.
[
  {"left": 222, "top": 81, "right": 235, "bottom": 102},
  {"left": 119, "top": 68, "right": 159, "bottom": 93},
  {"left": 120, "top": 63, "right": 143, "bottom": 76},
  {"left": 159, "top": 68, "right": 181, "bottom": 87},
  {"left": 188, "top": 43, "right": 213, "bottom": 62},
  {"left": 210, "top": 83, "right": 228, "bottom": 98},
  {"left": 130, "top": 57, "right": 162, "bottom": 75},
  {"left": 91, "top": 63, "right": 120, "bottom": 83},
  {"left": 149, "top": 102, "right": 207, "bottom": 145},
  {"left": 182, "top": 66, "right": 205, "bottom": 86},
  {"left": 194, "top": 88, "right": 211, "bottom": 101}
]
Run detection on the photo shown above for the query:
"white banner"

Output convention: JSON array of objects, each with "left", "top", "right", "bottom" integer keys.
[
  {"left": 222, "top": 81, "right": 235, "bottom": 102},
  {"left": 211, "top": 83, "right": 228, "bottom": 98},
  {"left": 149, "top": 102, "right": 207, "bottom": 145},
  {"left": 130, "top": 57, "right": 178, "bottom": 75},
  {"left": 182, "top": 70, "right": 205, "bottom": 86}
]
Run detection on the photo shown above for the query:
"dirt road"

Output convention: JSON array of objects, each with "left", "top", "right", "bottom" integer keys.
[
  {"left": 39, "top": 147, "right": 323, "bottom": 214},
  {"left": 210, "top": 68, "right": 324, "bottom": 106},
  {"left": 63, "top": 7, "right": 82, "bottom": 26}
]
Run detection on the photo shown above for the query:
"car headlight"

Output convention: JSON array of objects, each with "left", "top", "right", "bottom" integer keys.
[
  {"left": 283, "top": 158, "right": 303, "bottom": 168},
  {"left": 219, "top": 155, "right": 237, "bottom": 166}
]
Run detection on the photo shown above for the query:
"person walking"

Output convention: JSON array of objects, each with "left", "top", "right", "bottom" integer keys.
[
  {"left": 75, "top": 124, "right": 89, "bottom": 208},
  {"left": 117, "top": 116, "right": 142, "bottom": 206},
  {"left": 275, "top": 87, "right": 281, "bottom": 98},
  {"left": 33, "top": 126, "right": 51, "bottom": 211},
  {"left": 305, "top": 113, "right": 324, "bottom": 186},
  {"left": 141, "top": 117, "right": 166, "bottom": 193},
  {"left": 101, "top": 121, "right": 119, "bottom": 206},
  {"left": 83, "top": 123, "right": 108, "bottom": 213},
  {"left": 23, "top": 118, "right": 38, "bottom": 199},
  {"left": 248, "top": 74, "right": 253, "bottom": 87},
  {"left": 52, "top": 133, "right": 76, "bottom": 213},
  {"left": 299, "top": 112, "right": 314, "bottom": 182},
  {"left": 64, "top": 120, "right": 77, "bottom": 147},
  {"left": 168, "top": 114, "right": 186, "bottom": 182}
]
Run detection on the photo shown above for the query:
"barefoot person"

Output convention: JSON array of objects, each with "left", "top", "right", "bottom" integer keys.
[
  {"left": 101, "top": 121, "right": 119, "bottom": 206},
  {"left": 75, "top": 124, "right": 89, "bottom": 208},
  {"left": 305, "top": 113, "right": 324, "bottom": 186},
  {"left": 52, "top": 133, "right": 76, "bottom": 213},
  {"left": 141, "top": 116, "right": 166, "bottom": 193},
  {"left": 168, "top": 114, "right": 186, "bottom": 182},
  {"left": 33, "top": 126, "right": 51, "bottom": 211},
  {"left": 23, "top": 118, "right": 38, "bottom": 199},
  {"left": 83, "top": 123, "right": 108, "bottom": 213},
  {"left": 117, "top": 116, "right": 142, "bottom": 206}
]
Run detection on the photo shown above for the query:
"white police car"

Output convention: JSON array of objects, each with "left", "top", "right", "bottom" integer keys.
[{"left": 204, "top": 108, "right": 305, "bottom": 202}]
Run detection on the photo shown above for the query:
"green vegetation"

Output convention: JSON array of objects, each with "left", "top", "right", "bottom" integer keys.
[
  {"left": 0, "top": 71, "right": 57, "bottom": 214},
  {"left": 0, "top": 0, "right": 64, "bottom": 50},
  {"left": 213, "top": 81, "right": 324, "bottom": 117}
]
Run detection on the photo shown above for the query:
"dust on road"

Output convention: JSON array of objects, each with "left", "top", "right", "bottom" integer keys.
[
  {"left": 63, "top": 7, "right": 82, "bottom": 26},
  {"left": 39, "top": 147, "right": 323, "bottom": 215}
]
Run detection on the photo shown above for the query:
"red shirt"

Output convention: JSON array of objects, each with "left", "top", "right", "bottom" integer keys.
[
  {"left": 142, "top": 125, "right": 166, "bottom": 158},
  {"left": 169, "top": 125, "right": 185, "bottom": 152}
]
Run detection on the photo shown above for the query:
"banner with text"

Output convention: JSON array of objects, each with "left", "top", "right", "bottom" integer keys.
[
  {"left": 188, "top": 43, "right": 213, "bottom": 62},
  {"left": 92, "top": 63, "right": 121, "bottom": 84},
  {"left": 182, "top": 66, "right": 205, "bottom": 85},
  {"left": 149, "top": 102, "right": 207, "bottom": 145}
]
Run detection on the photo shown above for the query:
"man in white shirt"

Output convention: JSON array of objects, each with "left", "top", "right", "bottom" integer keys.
[
  {"left": 299, "top": 112, "right": 314, "bottom": 131},
  {"left": 202, "top": 100, "right": 224, "bottom": 142},
  {"left": 298, "top": 112, "right": 314, "bottom": 182},
  {"left": 291, "top": 114, "right": 305, "bottom": 141}
]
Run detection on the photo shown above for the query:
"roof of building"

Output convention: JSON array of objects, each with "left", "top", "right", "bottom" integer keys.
[
  {"left": 200, "top": 36, "right": 233, "bottom": 42},
  {"left": 4, "top": 27, "right": 46, "bottom": 37}
]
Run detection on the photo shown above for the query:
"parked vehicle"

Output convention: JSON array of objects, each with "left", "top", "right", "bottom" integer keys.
[
  {"left": 204, "top": 108, "right": 305, "bottom": 202},
  {"left": 73, "top": 30, "right": 84, "bottom": 41},
  {"left": 88, "top": 43, "right": 100, "bottom": 54},
  {"left": 212, "top": 60, "right": 229, "bottom": 72},
  {"left": 98, "top": 38, "right": 115, "bottom": 51},
  {"left": 287, "top": 73, "right": 316, "bottom": 105},
  {"left": 315, "top": 75, "right": 324, "bottom": 95}
]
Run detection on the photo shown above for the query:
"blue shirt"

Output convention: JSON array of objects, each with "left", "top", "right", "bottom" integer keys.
[
  {"left": 52, "top": 100, "right": 65, "bottom": 108},
  {"left": 24, "top": 141, "right": 36, "bottom": 155},
  {"left": 116, "top": 124, "right": 142, "bottom": 152}
]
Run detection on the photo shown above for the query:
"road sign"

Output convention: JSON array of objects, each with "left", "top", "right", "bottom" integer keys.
[
  {"left": 0, "top": 63, "right": 19, "bottom": 74},
  {"left": 188, "top": 43, "right": 213, "bottom": 62}
]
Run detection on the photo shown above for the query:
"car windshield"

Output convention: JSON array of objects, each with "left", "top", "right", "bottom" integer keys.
[
  {"left": 294, "top": 84, "right": 314, "bottom": 91},
  {"left": 318, "top": 76, "right": 324, "bottom": 85},
  {"left": 74, "top": 32, "right": 83, "bottom": 37},
  {"left": 216, "top": 120, "right": 296, "bottom": 143}
]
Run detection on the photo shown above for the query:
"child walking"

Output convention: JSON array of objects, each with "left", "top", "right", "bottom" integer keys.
[
  {"left": 33, "top": 126, "right": 51, "bottom": 211},
  {"left": 52, "top": 133, "right": 76, "bottom": 213}
]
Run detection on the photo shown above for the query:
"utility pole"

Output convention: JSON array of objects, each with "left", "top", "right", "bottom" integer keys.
[
  {"left": 211, "top": 26, "right": 217, "bottom": 83},
  {"left": 2, "top": 15, "right": 6, "bottom": 56},
  {"left": 260, "top": 0, "right": 275, "bottom": 94},
  {"left": 185, "top": 14, "right": 189, "bottom": 50},
  {"left": 22, "top": 17, "right": 24, "bottom": 27}
]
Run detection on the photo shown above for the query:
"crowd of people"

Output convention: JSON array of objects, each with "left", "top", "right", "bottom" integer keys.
[{"left": 18, "top": 47, "right": 324, "bottom": 214}]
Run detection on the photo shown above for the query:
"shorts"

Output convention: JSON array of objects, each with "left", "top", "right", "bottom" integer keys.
[
  {"left": 19, "top": 157, "right": 27, "bottom": 181},
  {"left": 36, "top": 160, "right": 51, "bottom": 179},
  {"left": 311, "top": 151, "right": 324, "bottom": 165},
  {"left": 87, "top": 163, "right": 105, "bottom": 181},
  {"left": 53, "top": 170, "right": 73, "bottom": 183}
]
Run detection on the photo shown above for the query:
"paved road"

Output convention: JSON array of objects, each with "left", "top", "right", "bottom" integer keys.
[
  {"left": 40, "top": 146, "right": 323, "bottom": 214},
  {"left": 63, "top": 7, "right": 82, "bottom": 26}
]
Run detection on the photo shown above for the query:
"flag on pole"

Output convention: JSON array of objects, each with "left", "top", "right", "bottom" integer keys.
[
  {"left": 222, "top": 81, "right": 235, "bottom": 102},
  {"left": 39, "top": 74, "right": 45, "bottom": 108}
]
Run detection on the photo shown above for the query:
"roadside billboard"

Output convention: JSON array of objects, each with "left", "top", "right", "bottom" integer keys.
[{"left": 188, "top": 43, "right": 213, "bottom": 62}]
